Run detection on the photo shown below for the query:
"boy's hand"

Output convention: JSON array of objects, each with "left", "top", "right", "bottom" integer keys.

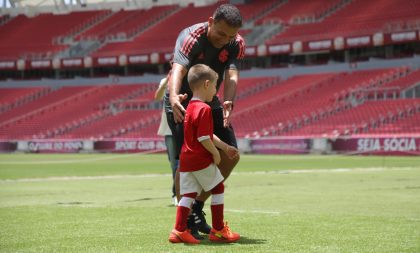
[
  {"left": 224, "top": 145, "right": 239, "bottom": 160},
  {"left": 213, "top": 152, "right": 221, "bottom": 165}
]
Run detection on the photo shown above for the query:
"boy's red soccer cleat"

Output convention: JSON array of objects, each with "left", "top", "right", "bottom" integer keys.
[
  {"left": 209, "top": 222, "right": 240, "bottom": 243},
  {"left": 168, "top": 229, "right": 200, "bottom": 244}
]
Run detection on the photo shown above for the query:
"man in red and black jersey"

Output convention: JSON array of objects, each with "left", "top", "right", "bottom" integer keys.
[{"left": 163, "top": 3, "right": 245, "bottom": 239}]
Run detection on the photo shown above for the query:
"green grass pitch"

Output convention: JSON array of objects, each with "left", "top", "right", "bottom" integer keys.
[{"left": 0, "top": 153, "right": 419, "bottom": 253}]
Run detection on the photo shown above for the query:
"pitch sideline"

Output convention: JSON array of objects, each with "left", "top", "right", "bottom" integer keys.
[{"left": 0, "top": 167, "right": 414, "bottom": 183}]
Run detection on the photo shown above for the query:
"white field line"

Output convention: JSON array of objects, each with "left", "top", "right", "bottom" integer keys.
[
  {"left": 0, "top": 167, "right": 414, "bottom": 183},
  {"left": 0, "top": 173, "right": 172, "bottom": 183},
  {"left": 225, "top": 209, "right": 282, "bottom": 215},
  {"left": 0, "top": 152, "right": 379, "bottom": 165},
  {"left": 0, "top": 150, "right": 164, "bottom": 165}
]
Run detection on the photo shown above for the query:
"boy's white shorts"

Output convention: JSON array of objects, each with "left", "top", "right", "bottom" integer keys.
[{"left": 180, "top": 163, "right": 224, "bottom": 195}]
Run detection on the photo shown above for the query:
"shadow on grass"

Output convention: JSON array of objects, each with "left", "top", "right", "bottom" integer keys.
[
  {"left": 57, "top": 201, "right": 93, "bottom": 205},
  {"left": 199, "top": 236, "right": 267, "bottom": 246},
  {"left": 124, "top": 197, "right": 168, "bottom": 202}
]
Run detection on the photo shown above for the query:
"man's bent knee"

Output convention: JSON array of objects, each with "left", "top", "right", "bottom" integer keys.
[{"left": 218, "top": 153, "right": 240, "bottom": 179}]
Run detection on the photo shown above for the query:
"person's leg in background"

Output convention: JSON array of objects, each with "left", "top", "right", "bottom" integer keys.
[{"left": 165, "top": 135, "right": 178, "bottom": 205}]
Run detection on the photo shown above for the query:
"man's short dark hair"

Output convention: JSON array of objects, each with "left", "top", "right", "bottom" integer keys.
[{"left": 213, "top": 4, "right": 242, "bottom": 28}]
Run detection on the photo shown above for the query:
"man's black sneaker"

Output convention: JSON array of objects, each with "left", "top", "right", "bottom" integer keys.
[
  {"left": 187, "top": 214, "right": 204, "bottom": 240},
  {"left": 191, "top": 210, "right": 211, "bottom": 234}
]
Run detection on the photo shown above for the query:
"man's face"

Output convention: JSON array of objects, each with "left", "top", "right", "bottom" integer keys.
[{"left": 207, "top": 17, "right": 240, "bottom": 49}]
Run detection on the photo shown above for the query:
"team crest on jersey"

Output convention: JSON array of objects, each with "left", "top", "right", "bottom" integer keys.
[
  {"left": 219, "top": 49, "right": 229, "bottom": 63},
  {"left": 198, "top": 52, "right": 205, "bottom": 59}
]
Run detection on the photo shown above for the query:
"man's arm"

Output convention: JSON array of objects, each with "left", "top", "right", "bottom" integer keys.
[
  {"left": 168, "top": 63, "right": 188, "bottom": 123},
  {"left": 223, "top": 69, "right": 239, "bottom": 127},
  {"left": 213, "top": 134, "right": 239, "bottom": 160},
  {"left": 200, "top": 138, "right": 221, "bottom": 165}
]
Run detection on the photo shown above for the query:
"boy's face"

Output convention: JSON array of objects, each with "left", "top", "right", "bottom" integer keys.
[{"left": 205, "top": 79, "right": 217, "bottom": 102}]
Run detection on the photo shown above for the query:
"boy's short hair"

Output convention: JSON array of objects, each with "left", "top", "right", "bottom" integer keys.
[
  {"left": 213, "top": 4, "right": 242, "bottom": 28},
  {"left": 188, "top": 64, "right": 218, "bottom": 91}
]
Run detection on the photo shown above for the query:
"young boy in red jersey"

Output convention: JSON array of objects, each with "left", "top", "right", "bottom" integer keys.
[{"left": 168, "top": 64, "right": 240, "bottom": 244}]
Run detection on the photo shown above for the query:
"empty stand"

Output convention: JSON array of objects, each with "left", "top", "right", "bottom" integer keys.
[
  {"left": 218, "top": 76, "right": 281, "bottom": 100},
  {"left": 93, "top": 3, "right": 219, "bottom": 56},
  {"left": 0, "top": 11, "right": 106, "bottom": 59},
  {"left": 368, "top": 100, "right": 420, "bottom": 135},
  {"left": 0, "top": 84, "right": 152, "bottom": 139},
  {"left": 267, "top": 0, "right": 420, "bottom": 45},
  {"left": 0, "top": 68, "right": 418, "bottom": 140},
  {"left": 235, "top": 0, "right": 279, "bottom": 21},
  {"left": 257, "top": 0, "right": 342, "bottom": 25},
  {"left": 381, "top": 68, "right": 420, "bottom": 90},
  {"left": 0, "top": 86, "right": 50, "bottom": 113},
  {"left": 79, "top": 6, "right": 177, "bottom": 42},
  {"left": 59, "top": 110, "right": 160, "bottom": 139},
  {"left": 232, "top": 68, "right": 400, "bottom": 137},
  {"left": 287, "top": 99, "right": 420, "bottom": 137}
]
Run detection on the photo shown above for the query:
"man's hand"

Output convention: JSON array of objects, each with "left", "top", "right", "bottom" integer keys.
[
  {"left": 170, "top": 93, "right": 188, "bottom": 123},
  {"left": 223, "top": 101, "right": 234, "bottom": 128},
  {"left": 224, "top": 145, "right": 239, "bottom": 160}
]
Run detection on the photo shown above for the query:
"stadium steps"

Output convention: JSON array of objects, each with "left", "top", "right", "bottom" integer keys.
[
  {"left": 311, "top": 0, "right": 352, "bottom": 24},
  {"left": 97, "top": 83, "right": 157, "bottom": 112},
  {"left": 0, "top": 84, "right": 150, "bottom": 139},
  {"left": 39, "top": 109, "right": 112, "bottom": 139},
  {"left": 35, "top": 84, "right": 157, "bottom": 139},
  {"left": 37, "top": 83, "right": 157, "bottom": 139},
  {"left": 117, "top": 112, "right": 162, "bottom": 138},
  {"left": 266, "top": 0, "right": 420, "bottom": 45},
  {"left": 233, "top": 68, "right": 402, "bottom": 137},
  {"left": 276, "top": 68, "right": 411, "bottom": 137},
  {"left": 89, "top": 5, "right": 180, "bottom": 57},
  {"left": 92, "top": 3, "right": 221, "bottom": 56},
  {"left": 123, "top": 5, "right": 181, "bottom": 41},
  {"left": 114, "top": 89, "right": 158, "bottom": 111},
  {"left": 218, "top": 76, "right": 281, "bottom": 101},
  {"left": 244, "top": 23, "right": 283, "bottom": 46},
  {"left": 238, "top": 0, "right": 287, "bottom": 24},
  {"left": 0, "top": 11, "right": 107, "bottom": 60},
  {"left": 0, "top": 86, "right": 103, "bottom": 130},
  {"left": 104, "top": 110, "right": 161, "bottom": 139},
  {"left": 0, "top": 86, "right": 51, "bottom": 114},
  {"left": 231, "top": 73, "right": 339, "bottom": 137},
  {"left": 286, "top": 99, "right": 420, "bottom": 137},
  {"left": 358, "top": 69, "right": 420, "bottom": 100},
  {"left": 277, "top": 68, "right": 406, "bottom": 135},
  {"left": 53, "top": 10, "right": 113, "bottom": 45},
  {"left": 255, "top": 0, "right": 346, "bottom": 25},
  {"left": 386, "top": 68, "right": 420, "bottom": 90},
  {"left": 57, "top": 109, "right": 161, "bottom": 139},
  {"left": 332, "top": 66, "right": 411, "bottom": 103},
  {"left": 233, "top": 73, "right": 338, "bottom": 115},
  {"left": 366, "top": 100, "right": 420, "bottom": 135}
]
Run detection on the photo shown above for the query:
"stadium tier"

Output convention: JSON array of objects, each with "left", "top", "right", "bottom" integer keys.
[
  {"left": 0, "top": 10, "right": 109, "bottom": 60},
  {"left": 256, "top": 0, "right": 344, "bottom": 25},
  {"left": 0, "top": 84, "right": 154, "bottom": 139},
  {"left": 286, "top": 99, "right": 420, "bottom": 137},
  {"left": 266, "top": 0, "right": 420, "bottom": 45},
  {"left": 0, "top": 0, "right": 419, "bottom": 154},
  {"left": 0, "top": 0, "right": 419, "bottom": 70},
  {"left": 0, "top": 67, "right": 419, "bottom": 140}
]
